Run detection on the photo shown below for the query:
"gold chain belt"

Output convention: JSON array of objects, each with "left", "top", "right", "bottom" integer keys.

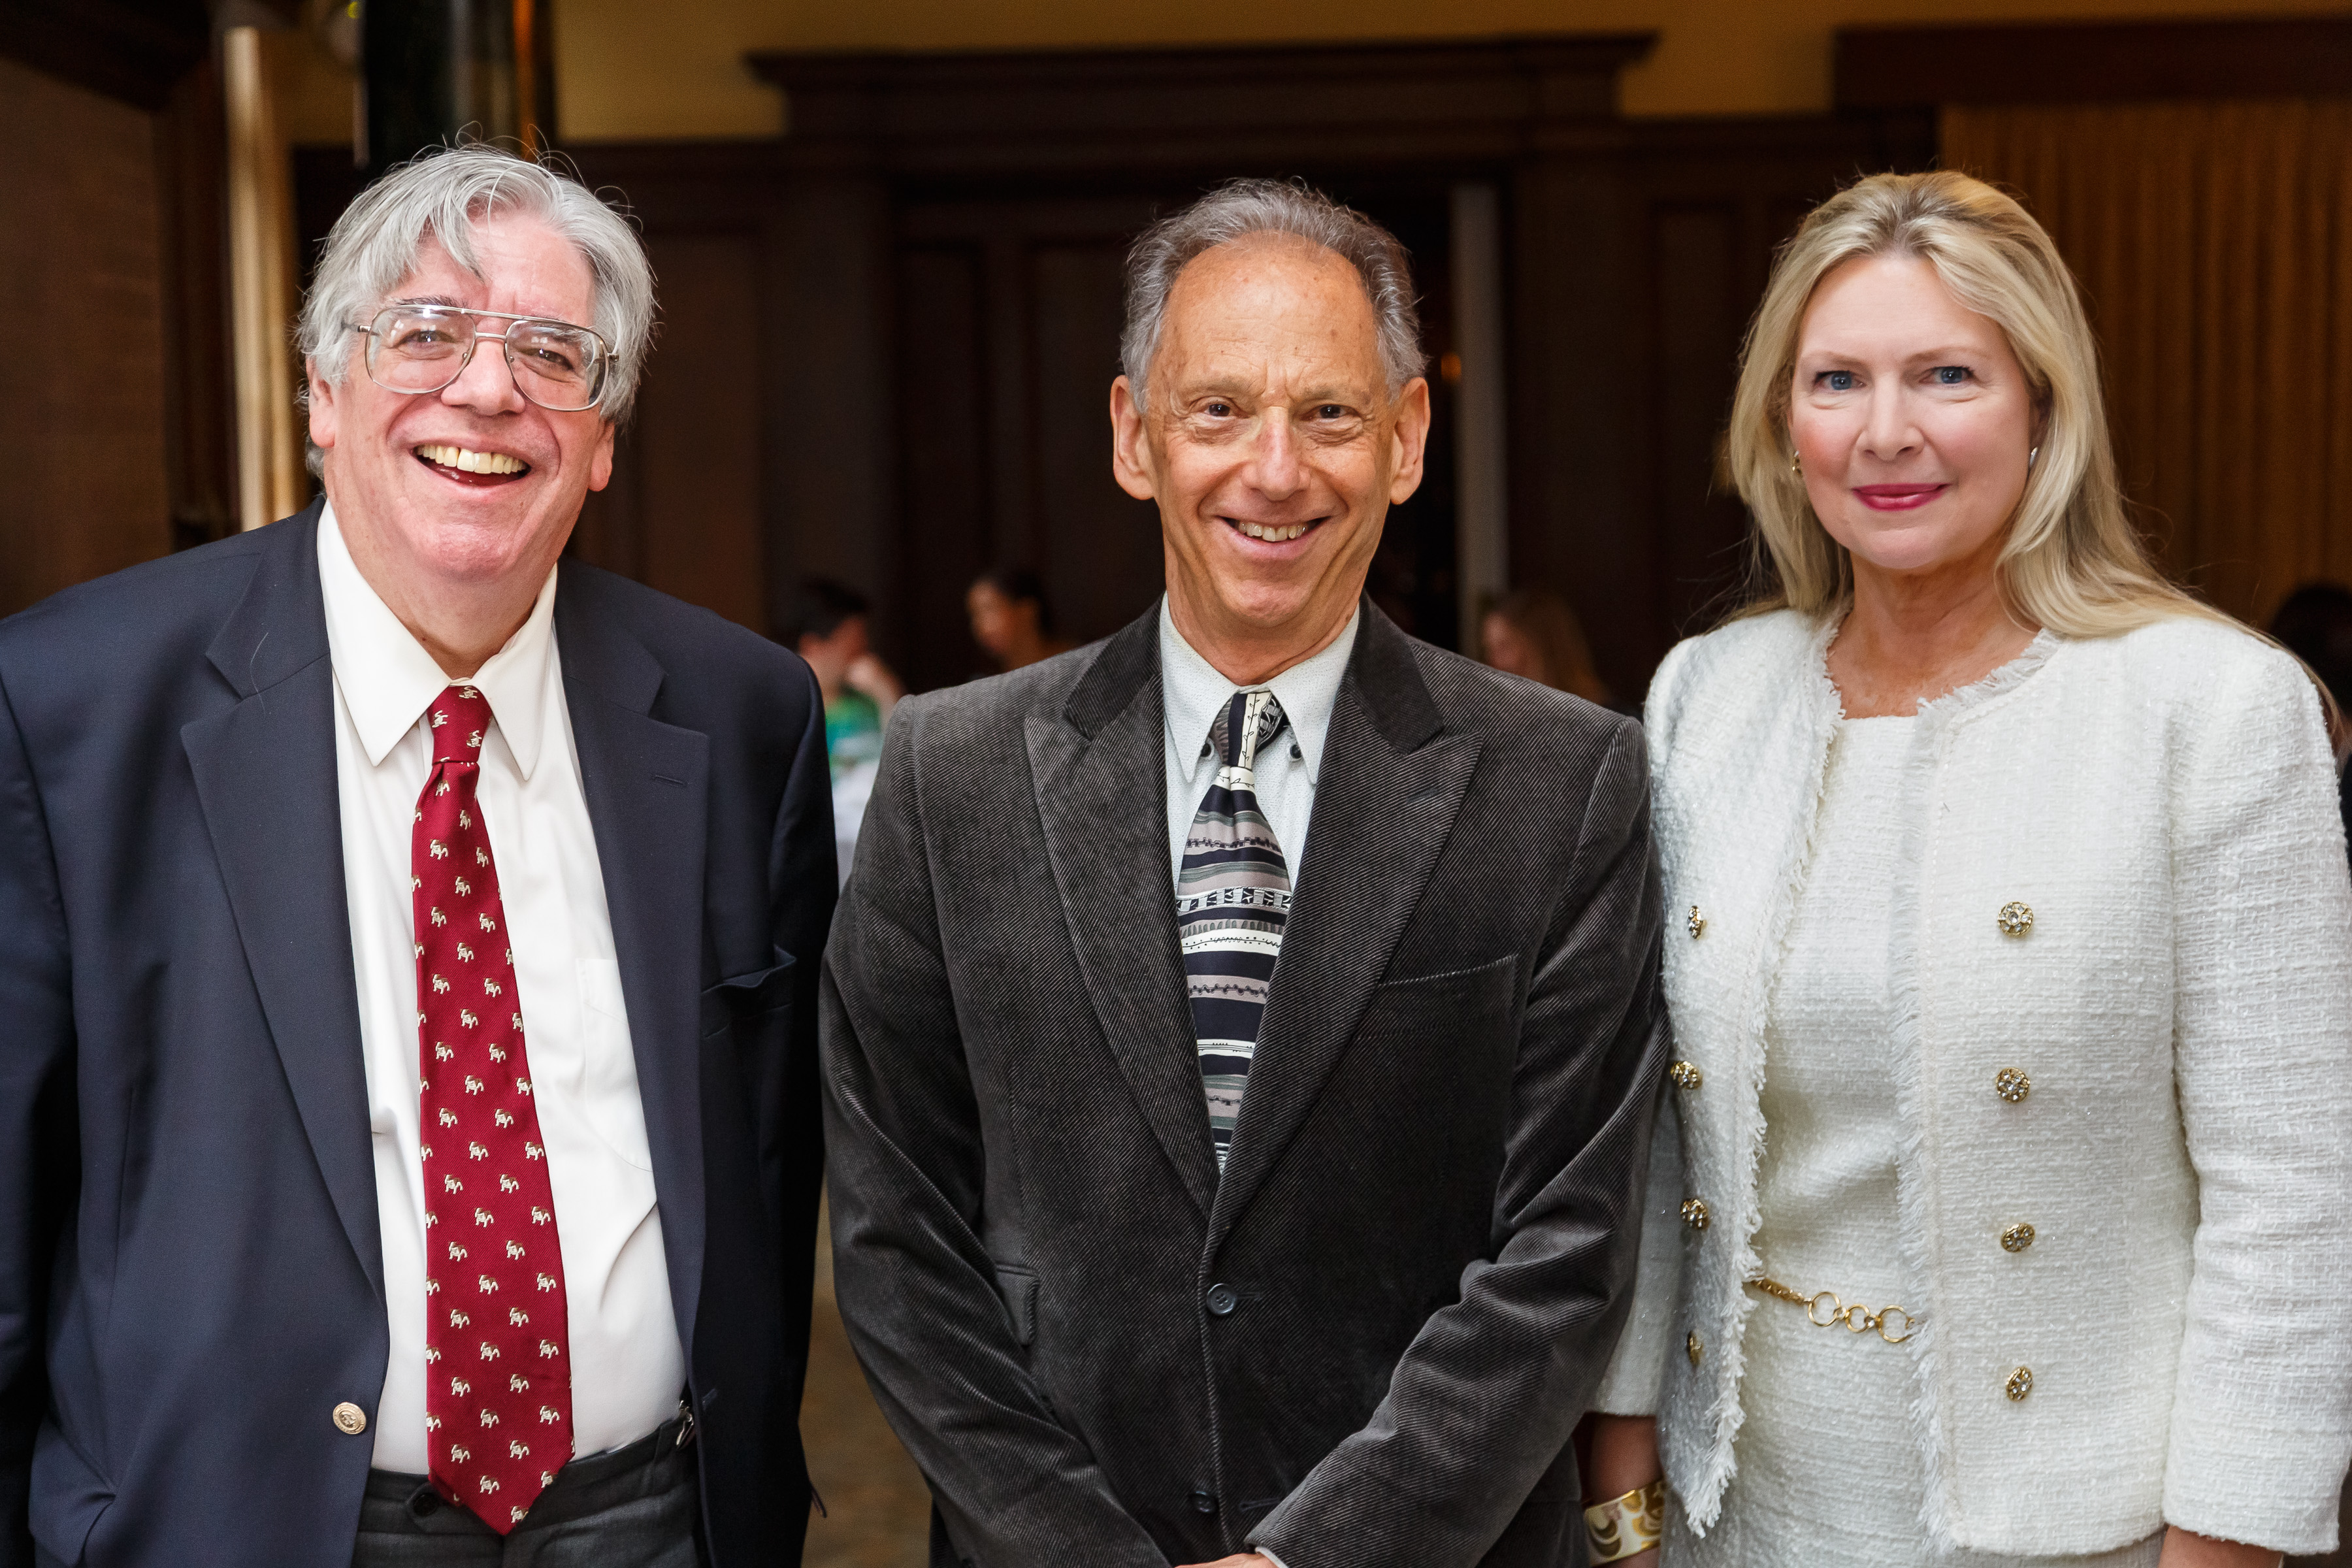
[{"left": 1746, "top": 1275, "right": 1919, "bottom": 1344}]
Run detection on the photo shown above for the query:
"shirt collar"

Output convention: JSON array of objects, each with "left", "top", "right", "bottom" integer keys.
[
  {"left": 1160, "top": 596, "right": 1359, "bottom": 791},
  {"left": 317, "top": 502, "right": 561, "bottom": 777}
]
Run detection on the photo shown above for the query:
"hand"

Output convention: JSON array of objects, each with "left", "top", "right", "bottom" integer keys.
[
  {"left": 2157, "top": 1526, "right": 2283, "bottom": 1568},
  {"left": 843, "top": 651, "right": 905, "bottom": 715},
  {"left": 1176, "top": 1558, "right": 1275, "bottom": 1568}
]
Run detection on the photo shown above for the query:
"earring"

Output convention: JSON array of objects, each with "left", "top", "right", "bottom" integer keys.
[
  {"left": 2028, "top": 445, "right": 2040, "bottom": 470},
  {"left": 1789, "top": 451, "right": 1803, "bottom": 476}
]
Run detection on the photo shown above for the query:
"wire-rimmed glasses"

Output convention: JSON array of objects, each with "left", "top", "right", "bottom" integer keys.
[{"left": 351, "top": 304, "right": 613, "bottom": 412}]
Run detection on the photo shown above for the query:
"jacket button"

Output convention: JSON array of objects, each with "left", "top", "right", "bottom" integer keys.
[
  {"left": 1995, "top": 1068, "right": 2031, "bottom": 1103},
  {"left": 2006, "top": 1366, "right": 2034, "bottom": 1401},
  {"left": 1686, "top": 906, "right": 1707, "bottom": 939},
  {"left": 1686, "top": 1330, "right": 1703, "bottom": 1366},
  {"left": 2001, "top": 1222, "right": 2036, "bottom": 1253},
  {"left": 1680, "top": 1198, "right": 1710, "bottom": 1232},
  {"left": 1669, "top": 1060, "right": 1703, "bottom": 1091},
  {"left": 1190, "top": 1490, "right": 1218, "bottom": 1514},
  {"left": 1205, "top": 1283, "right": 1239, "bottom": 1316},
  {"left": 1998, "top": 901, "right": 2034, "bottom": 937},
  {"left": 332, "top": 1401, "right": 368, "bottom": 1435}
]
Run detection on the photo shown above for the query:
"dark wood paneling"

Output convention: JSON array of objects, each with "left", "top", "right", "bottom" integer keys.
[
  {"left": 750, "top": 37, "right": 1658, "bottom": 177},
  {"left": 1648, "top": 201, "right": 1748, "bottom": 645},
  {"left": 0, "top": 55, "right": 174, "bottom": 615},
  {"left": 1026, "top": 241, "right": 1163, "bottom": 651},
  {"left": 1837, "top": 16, "right": 2352, "bottom": 109},
  {"left": 0, "top": 0, "right": 213, "bottom": 110},
  {"left": 575, "top": 231, "right": 771, "bottom": 629},
  {"left": 630, "top": 233, "right": 766, "bottom": 629},
  {"left": 894, "top": 245, "right": 994, "bottom": 689},
  {"left": 157, "top": 56, "right": 237, "bottom": 549}
]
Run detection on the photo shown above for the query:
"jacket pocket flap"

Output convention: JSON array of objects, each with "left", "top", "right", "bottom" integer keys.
[
  {"left": 992, "top": 1263, "right": 1039, "bottom": 1346},
  {"left": 698, "top": 949, "right": 796, "bottom": 1037}
]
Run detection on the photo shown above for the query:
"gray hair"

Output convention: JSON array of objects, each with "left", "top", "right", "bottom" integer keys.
[
  {"left": 297, "top": 145, "right": 655, "bottom": 459},
  {"left": 1120, "top": 178, "right": 1425, "bottom": 412}
]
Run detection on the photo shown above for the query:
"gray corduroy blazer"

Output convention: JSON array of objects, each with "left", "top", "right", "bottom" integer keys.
[{"left": 819, "top": 600, "right": 1669, "bottom": 1568}]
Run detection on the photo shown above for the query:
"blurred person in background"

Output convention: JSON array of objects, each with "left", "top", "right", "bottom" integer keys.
[
  {"left": 1479, "top": 585, "right": 1614, "bottom": 706},
  {"left": 966, "top": 564, "right": 1075, "bottom": 673},
  {"left": 781, "top": 578, "right": 904, "bottom": 887},
  {"left": 1584, "top": 171, "right": 2352, "bottom": 1568}
]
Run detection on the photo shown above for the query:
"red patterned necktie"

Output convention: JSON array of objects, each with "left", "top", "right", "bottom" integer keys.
[{"left": 414, "top": 683, "right": 572, "bottom": 1530}]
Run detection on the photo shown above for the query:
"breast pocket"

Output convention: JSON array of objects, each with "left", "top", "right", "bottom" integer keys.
[{"left": 574, "top": 958, "right": 656, "bottom": 1171}]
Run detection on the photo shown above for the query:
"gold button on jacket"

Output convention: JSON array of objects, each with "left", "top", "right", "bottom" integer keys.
[
  {"left": 2001, "top": 1222, "right": 2036, "bottom": 1253},
  {"left": 2006, "top": 1367, "right": 2034, "bottom": 1401},
  {"left": 1680, "top": 1198, "right": 1710, "bottom": 1232},
  {"left": 1995, "top": 1067, "right": 2031, "bottom": 1103},
  {"left": 332, "top": 1401, "right": 368, "bottom": 1435},
  {"left": 1998, "top": 900, "right": 2035, "bottom": 937},
  {"left": 1669, "top": 1060, "right": 1703, "bottom": 1091},
  {"left": 1686, "top": 1330, "right": 1704, "bottom": 1366}
]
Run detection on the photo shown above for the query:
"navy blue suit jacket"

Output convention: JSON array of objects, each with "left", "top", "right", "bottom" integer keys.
[{"left": 0, "top": 506, "right": 834, "bottom": 1567}]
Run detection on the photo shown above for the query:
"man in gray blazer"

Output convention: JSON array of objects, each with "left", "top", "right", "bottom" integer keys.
[{"left": 821, "top": 179, "right": 1668, "bottom": 1568}]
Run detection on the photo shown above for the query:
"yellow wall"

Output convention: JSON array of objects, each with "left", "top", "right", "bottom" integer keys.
[
  {"left": 264, "top": 0, "right": 2352, "bottom": 149},
  {"left": 555, "top": 0, "right": 2352, "bottom": 140}
]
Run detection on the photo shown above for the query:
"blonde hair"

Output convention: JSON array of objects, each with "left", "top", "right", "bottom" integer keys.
[{"left": 1727, "top": 170, "right": 2223, "bottom": 638}]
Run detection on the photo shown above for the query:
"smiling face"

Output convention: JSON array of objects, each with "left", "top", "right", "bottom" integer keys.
[
  {"left": 307, "top": 210, "right": 615, "bottom": 606},
  {"left": 1112, "top": 235, "right": 1429, "bottom": 680},
  {"left": 1789, "top": 252, "right": 2040, "bottom": 585}
]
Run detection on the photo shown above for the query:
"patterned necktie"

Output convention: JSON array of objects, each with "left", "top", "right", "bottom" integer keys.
[
  {"left": 414, "top": 683, "right": 572, "bottom": 1531},
  {"left": 1178, "top": 690, "right": 1292, "bottom": 1172}
]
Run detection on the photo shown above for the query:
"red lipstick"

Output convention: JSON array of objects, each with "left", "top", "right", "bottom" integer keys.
[{"left": 1853, "top": 483, "right": 1946, "bottom": 512}]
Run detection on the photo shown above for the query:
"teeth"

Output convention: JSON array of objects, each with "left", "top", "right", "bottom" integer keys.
[
  {"left": 1236, "top": 521, "right": 1309, "bottom": 542},
  {"left": 418, "top": 444, "right": 527, "bottom": 476}
]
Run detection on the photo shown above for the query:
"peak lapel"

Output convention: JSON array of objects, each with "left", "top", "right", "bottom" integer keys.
[
  {"left": 182, "top": 505, "right": 385, "bottom": 1298},
  {"left": 1027, "top": 612, "right": 1218, "bottom": 1217},
  {"left": 554, "top": 576, "right": 711, "bottom": 1353},
  {"left": 1209, "top": 607, "right": 1482, "bottom": 1245}
]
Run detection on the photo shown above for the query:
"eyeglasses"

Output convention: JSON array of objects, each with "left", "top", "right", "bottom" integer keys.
[{"left": 350, "top": 304, "right": 613, "bottom": 412}]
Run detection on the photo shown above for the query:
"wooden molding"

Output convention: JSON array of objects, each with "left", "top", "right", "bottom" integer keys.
[
  {"left": 0, "top": 0, "right": 210, "bottom": 110},
  {"left": 1837, "top": 14, "right": 2352, "bottom": 108},
  {"left": 747, "top": 35, "right": 1659, "bottom": 174}
]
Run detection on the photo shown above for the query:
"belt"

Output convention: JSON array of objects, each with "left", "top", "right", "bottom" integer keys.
[{"left": 1746, "top": 1274, "right": 1919, "bottom": 1344}]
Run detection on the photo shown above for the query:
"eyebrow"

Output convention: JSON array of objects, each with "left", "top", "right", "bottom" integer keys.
[
  {"left": 1800, "top": 344, "right": 1988, "bottom": 365},
  {"left": 1175, "top": 375, "right": 1372, "bottom": 404}
]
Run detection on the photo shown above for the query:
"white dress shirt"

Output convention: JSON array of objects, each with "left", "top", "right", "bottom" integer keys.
[
  {"left": 319, "top": 507, "right": 685, "bottom": 1473},
  {"left": 1160, "top": 597, "right": 1358, "bottom": 885}
]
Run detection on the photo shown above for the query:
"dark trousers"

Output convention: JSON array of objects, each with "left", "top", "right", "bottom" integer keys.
[{"left": 351, "top": 1419, "right": 702, "bottom": 1567}]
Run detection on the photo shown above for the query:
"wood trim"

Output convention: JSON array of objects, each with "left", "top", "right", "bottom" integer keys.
[
  {"left": 0, "top": 0, "right": 210, "bottom": 110},
  {"left": 747, "top": 35, "right": 1658, "bottom": 175},
  {"left": 1837, "top": 14, "right": 2352, "bottom": 109}
]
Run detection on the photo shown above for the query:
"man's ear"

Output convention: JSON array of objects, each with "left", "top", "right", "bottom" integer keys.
[
  {"left": 1109, "top": 376, "right": 1158, "bottom": 502},
  {"left": 1386, "top": 375, "right": 1433, "bottom": 506},
  {"left": 306, "top": 359, "right": 339, "bottom": 453},
  {"left": 589, "top": 419, "right": 617, "bottom": 492}
]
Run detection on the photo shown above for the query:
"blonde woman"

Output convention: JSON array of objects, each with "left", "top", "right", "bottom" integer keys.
[{"left": 1582, "top": 172, "right": 2352, "bottom": 1568}]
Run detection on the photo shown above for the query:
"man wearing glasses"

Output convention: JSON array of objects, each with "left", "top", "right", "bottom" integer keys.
[{"left": 0, "top": 146, "right": 834, "bottom": 1566}]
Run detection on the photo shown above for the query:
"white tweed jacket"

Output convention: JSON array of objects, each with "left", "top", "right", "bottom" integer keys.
[{"left": 1595, "top": 608, "right": 2352, "bottom": 1557}]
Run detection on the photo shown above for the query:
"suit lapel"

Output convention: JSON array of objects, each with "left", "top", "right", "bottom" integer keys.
[
  {"left": 1028, "top": 612, "right": 1219, "bottom": 1217},
  {"left": 182, "top": 504, "right": 385, "bottom": 1298},
  {"left": 1209, "top": 605, "right": 1482, "bottom": 1245},
  {"left": 553, "top": 578, "right": 713, "bottom": 1354}
]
